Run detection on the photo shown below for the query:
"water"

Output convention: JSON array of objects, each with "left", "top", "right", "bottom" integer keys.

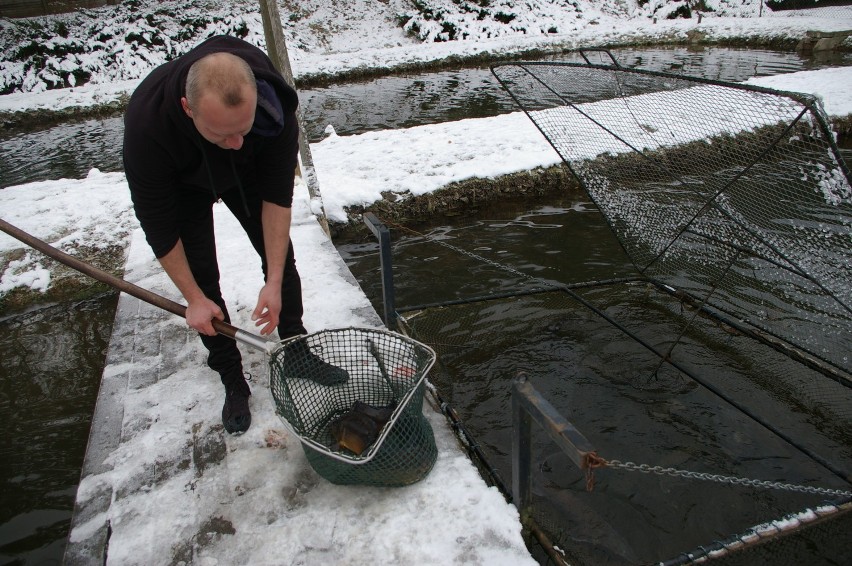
[
  {"left": 1, "top": 46, "right": 851, "bottom": 564},
  {"left": 2, "top": 46, "right": 851, "bottom": 188},
  {"left": 0, "top": 295, "right": 117, "bottom": 565},
  {"left": 335, "top": 184, "right": 852, "bottom": 564},
  {"left": 299, "top": 46, "right": 851, "bottom": 139}
]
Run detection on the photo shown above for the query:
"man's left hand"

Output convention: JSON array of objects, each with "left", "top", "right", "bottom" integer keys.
[{"left": 252, "top": 282, "right": 282, "bottom": 335}]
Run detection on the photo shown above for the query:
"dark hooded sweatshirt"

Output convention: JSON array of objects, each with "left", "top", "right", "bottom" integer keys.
[{"left": 123, "top": 35, "right": 300, "bottom": 259}]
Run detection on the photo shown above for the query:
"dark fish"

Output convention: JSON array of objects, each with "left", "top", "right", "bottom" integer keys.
[{"left": 330, "top": 400, "right": 397, "bottom": 455}]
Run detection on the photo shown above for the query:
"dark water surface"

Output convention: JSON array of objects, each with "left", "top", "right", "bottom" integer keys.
[
  {"left": 335, "top": 182, "right": 852, "bottom": 564},
  {"left": 1, "top": 45, "right": 851, "bottom": 565},
  {"left": 0, "top": 295, "right": 117, "bottom": 566}
]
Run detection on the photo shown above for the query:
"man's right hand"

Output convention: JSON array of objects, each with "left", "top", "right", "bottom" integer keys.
[
  {"left": 157, "top": 239, "right": 223, "bottom": 336},
  {"left": 186, "top": 296, "right": 225, "bottom": 336}
]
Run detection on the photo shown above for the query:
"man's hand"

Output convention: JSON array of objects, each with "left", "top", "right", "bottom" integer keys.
[
  {"left": 253, "top": 201, "right": 291, "bottom": 336},
  {"left": 157, "top": 239, "right": 223, "bottom": 337},
  {"left": 186, "top": 296, "right": 225, "bottom": 336},
  {"left": 252, "top": 282, "right": 282, "bottom": 335}
]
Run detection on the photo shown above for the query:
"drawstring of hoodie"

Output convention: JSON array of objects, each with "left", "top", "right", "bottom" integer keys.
[
  {"left": 194, "top": 129, "right": 252, "bottom": 218},
  {"left": 229, "top": 153, "right": 251, "bottom": 218}
]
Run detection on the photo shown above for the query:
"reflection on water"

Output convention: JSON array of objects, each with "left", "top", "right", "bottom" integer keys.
[
  {"left": 335, "top": 175, "right": 852, "bottom": 564},
  {"left": 0, "top": 117, "right": 125, "bottom": 190},
  {"left": 0, "top": 294, "right": 117, "bottom": 565},
  {"left": 301, "top": 46, "right": 851, "bottom": 140},
  {"left": 2, "top": 46, "right": 850, "bottom": 189}
]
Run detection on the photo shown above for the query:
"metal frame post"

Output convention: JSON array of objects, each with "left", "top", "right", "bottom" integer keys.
[
  {"left": 363, "top": 212, "right": 398, "bottom": 330},
  {"left": 258, "top": 0, "right": 331, "bottom": 237},
  {"left": 511, "top": 374, "right": 596, "bottom": 514}
]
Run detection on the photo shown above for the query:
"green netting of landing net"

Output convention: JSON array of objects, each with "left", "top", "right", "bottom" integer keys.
[{"left": 269, "top": 327, "right": 438, "bottom": 487}]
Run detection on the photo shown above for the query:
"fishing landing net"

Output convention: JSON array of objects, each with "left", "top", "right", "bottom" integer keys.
[
  {"left": 386, "top": 60, "right": 852, "bottom": 563},
  {"left": 269, "top": 327, "right": 438, "bottom": 487}
]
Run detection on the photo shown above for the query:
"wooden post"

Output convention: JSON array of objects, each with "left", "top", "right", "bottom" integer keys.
[{"left": 258, "top": 0, "right": 331, "bottom": 237}]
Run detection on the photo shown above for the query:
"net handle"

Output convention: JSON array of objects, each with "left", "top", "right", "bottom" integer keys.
[{"left": 0, "top": 217, "right": 272, "bottom": 352}]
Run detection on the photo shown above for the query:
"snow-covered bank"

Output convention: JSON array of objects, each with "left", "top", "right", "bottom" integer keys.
[
  {"left": 313, "top": 65, "right": 852, "bottom": 223},
  {"left": 1, "top": 0, "right": 851, "bottom": 118}
]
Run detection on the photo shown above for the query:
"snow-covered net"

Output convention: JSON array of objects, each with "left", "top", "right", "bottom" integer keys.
[
  {"left": 269, "top": 327, "right": 437, "bottom": 487},
  {"left": 491, "top": 59, "right": 851, "bottom": 380}
]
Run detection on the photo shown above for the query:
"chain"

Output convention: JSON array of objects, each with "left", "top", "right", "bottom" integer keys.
[{"left": 604, "top": 459, "right": 852, "bottom": 498}]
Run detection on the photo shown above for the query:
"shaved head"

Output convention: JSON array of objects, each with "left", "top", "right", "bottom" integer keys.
[
  {"left": 185, "top": 52, "right": 256, "bottom": 111},
  {"left": 181, "top": 52, "right": 258, "bottom": 150}
]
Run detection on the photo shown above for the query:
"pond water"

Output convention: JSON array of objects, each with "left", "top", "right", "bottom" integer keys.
[
  {"left": 2, "top": 45, "right": 851, "bottom": 188},
  {"left": 1, "top": 45, "right": 851, "bottom": 564},
  {"left": 0, "top": 294, "right": 117, "bottom": 566},
  {"left": 334, "top": 180, "right": 852, "bottom": 564}
]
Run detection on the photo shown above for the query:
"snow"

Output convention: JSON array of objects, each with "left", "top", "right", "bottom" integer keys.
[
  {"left": 1, "top": 1, "right": 851, "bottom": 564},
  {"left": 745, "top": 66, "right": 852, "bottom": 117}
]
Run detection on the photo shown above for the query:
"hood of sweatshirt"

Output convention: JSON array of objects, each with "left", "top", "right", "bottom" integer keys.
[
  {"left": 123, "top": 35, "right": 301, "bottom": 258},
  {"left": 164, "top": 35, "right": 297, "bottom": 145}
]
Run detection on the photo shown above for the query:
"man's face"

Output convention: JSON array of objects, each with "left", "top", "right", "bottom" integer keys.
[{"left": 181, "top": 88, "right": 256, "bottom": 150}]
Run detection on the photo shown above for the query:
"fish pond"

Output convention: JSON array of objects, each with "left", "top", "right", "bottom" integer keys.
[{"left": 1, "top": 45, "right": 851, "bottom": 565}]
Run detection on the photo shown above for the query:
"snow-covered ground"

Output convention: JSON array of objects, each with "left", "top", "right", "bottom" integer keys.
[
  {"left": 2, "top": 0, "right": 851, "bottom": 101},
  {"left": 1, "top": 2, "right": 851, "bottom": 564},
  {"left": 0, "top": 0, "right": 783, "bottom": 94}
]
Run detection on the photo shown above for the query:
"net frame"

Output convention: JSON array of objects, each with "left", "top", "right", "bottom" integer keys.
[{"left": 268, "top": 327, "right": 438, "bottom": 486}]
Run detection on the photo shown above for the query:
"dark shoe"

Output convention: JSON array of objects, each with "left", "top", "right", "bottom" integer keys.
[
  {"left": 222, "top": 378, "right": 251, "bottom": 434},
  {"left": 284, "top": 341, "right": 350, "bottom": 386}
]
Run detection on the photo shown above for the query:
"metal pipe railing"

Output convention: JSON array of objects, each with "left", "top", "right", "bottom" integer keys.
[{"left": 511, "top": 373, "right": 597, "bottom": 515}]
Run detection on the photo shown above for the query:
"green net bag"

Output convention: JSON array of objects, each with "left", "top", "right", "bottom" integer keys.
[{"left": 269, "top": 327, "right": 438, "bottom": 487}]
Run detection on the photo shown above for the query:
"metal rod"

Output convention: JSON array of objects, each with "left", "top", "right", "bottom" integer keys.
[
  {"left": 363, "top": 212, "right": 398, "bottom": 330},
  {"left": 0, "top": 217, "right": 271, "bottom": 352},
  {"left": 258, "top": 0, "right": 331, "bottom": 237},
  {"left": 366, "top": 338, "right": 398, "bottom": 398},
  {"left": 512, "top": 373, "right": 596, "bottom": 514},
  {"left": 397, "top": 277, "right": 644, "bottom": 314}
]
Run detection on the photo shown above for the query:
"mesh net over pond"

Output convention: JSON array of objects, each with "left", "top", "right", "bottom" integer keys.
[
  {"left": 490, "top": 59, "right": 851, "bottom": 380},
  {"left": 389, "top": 58, "right": 851, "bottom": 564}
]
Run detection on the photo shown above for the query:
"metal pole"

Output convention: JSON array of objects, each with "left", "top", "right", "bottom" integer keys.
[
  {"left": 363, "top": 212, "right": 398, "bottom": 330},
  {"left": 512, "top": 376, "right": 533, "bottom": 513},
  {"left": 511, "top": 374, "right": 597, "bottom": 514},
  {"left": 0, "top": 218, "right": 272, "bottom": 353},
  {"left": 258, "top": 0, "right": 331, "bottom": 237}
]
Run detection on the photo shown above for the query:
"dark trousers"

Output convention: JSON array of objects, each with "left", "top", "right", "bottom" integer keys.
[{"left": 178, "top": 185, "right": 307, "bottom": 386}]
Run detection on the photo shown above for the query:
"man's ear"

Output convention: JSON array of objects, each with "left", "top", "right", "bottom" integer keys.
[{"left": 180, "top": 97, "right": 193, "bottom": 118}]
